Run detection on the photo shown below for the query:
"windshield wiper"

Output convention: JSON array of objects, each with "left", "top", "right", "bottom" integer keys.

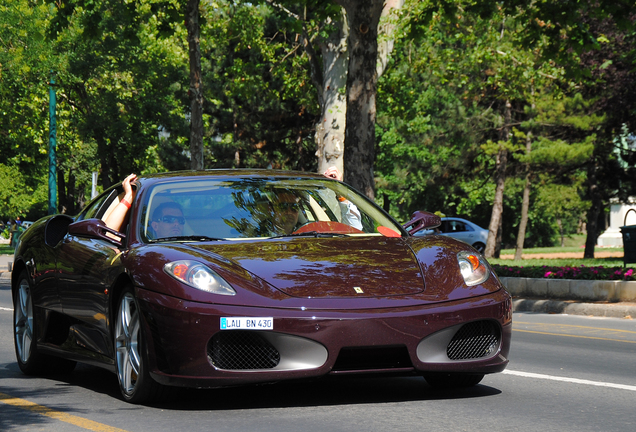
[
  {"left": 149, "top": 235, "right": 224, "bottom": 243},
  {"left": 269, "top": 231, "right": 348, "bottom": 239}
]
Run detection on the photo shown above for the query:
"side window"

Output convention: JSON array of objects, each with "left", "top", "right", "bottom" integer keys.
[
  {"left": 78, "top": 190, "right": 117, "bottom": 221},
  {"left": 450, "top": 221, "right": 467, "bottom": 232}
]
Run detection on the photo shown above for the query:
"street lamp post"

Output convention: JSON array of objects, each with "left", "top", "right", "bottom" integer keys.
[{"left": 48, "top": 71, "right": 57, "bottom": 215}]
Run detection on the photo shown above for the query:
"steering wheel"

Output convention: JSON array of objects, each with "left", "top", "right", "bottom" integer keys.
[{"left": 292, "top": 221, "right": 364, "bottom": 235}]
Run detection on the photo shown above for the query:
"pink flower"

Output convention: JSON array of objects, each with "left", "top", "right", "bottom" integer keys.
[{"left": 544, "top": 271, "right": 552, "bottom": 278}]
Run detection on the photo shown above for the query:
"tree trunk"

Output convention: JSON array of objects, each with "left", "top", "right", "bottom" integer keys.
[
  {"left": 485, "top": 100, "right": 511, "bottom": 258},
  {"left": 57, "top": 167, "right": 66, "bottom": 214},
  {"left": 97, "top": 135, "right": 112, "bottom": 189},
  {"left": 306, "top": 1, "right": 402, "bottom": 179},
  {"left": 514, "top": 132, "right": 533, "bottom": 260},
  {"left": 376, "top": 0, "right": 404, "bottom": 77},
  {"left": 494, "top": 215, "right": 503, "bottom": 258},
  {"left": 187, "top": 0, "right": 204, "bottom": 170},
  {"left": 315, "top": 12, "right": 349, "bottom": 176},
  {"left": 584, "top": 162, "right": 601, "bottom": 259},
  {"left": 336, "top": 0, "right": 384, "bottom": 199}
]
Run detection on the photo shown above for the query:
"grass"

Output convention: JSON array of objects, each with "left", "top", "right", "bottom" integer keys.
[
  {"left": 499, "top": 233, "right": 623, "bottom": 255},
  {"left": 488, "top": 257, "right": 630, "bottom": 267},
  {"left": 0, "top": 244, "right": 14, "bottom": 255},
  {"left": 492, "top": 233, "right": 630, "bottom": 267}
]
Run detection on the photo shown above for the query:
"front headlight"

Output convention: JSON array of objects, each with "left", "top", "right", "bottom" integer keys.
[
  {"left": 457, "top": 251, "right": 489, "bottom": 286},
  {"left": 164, "top": 260, "right": 236, "bottom": 296}
]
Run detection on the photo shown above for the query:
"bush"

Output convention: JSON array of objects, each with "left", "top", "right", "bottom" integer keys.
[{"left": 492, "top": 264, "right": 636, "bottom": 281}]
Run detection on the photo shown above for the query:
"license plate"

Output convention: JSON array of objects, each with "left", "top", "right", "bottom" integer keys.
[{"left": 220, "top": 317, "right": 274, "bottom": 330}]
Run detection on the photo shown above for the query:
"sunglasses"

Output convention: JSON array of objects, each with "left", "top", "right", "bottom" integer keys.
[
  {"left": 276, "top": 202, "right": 300, "bottom": 211},
  {"left": 158, "top": 215, "right": 185, "bottom": 225}
]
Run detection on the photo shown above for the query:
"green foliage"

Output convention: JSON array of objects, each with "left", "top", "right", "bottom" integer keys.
[
  {"left": 2, "top": 0, "right": 636, "bottom": 246},
  {"left": 0, "top": 164, "right": 47, "bottom": 219},
  {"left": 376, "top": 1, "right": 631, "bottom": 250},
  {"left": 0, "top": 0, "right": 55, "bottom": 182},
  {"left": 200, "top": 2, "right": 319, "bottom": 170},
  {"left": 53, "top": 0, "right": 190, "bottom": 185}
]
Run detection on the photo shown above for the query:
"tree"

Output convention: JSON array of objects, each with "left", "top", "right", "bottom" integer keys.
[
  {"left": 197, "top": 3, "right": 318, "bottom": 170},
  {"left": 332, "top": 0, "right": 384, "bottom": 198},
  {"left": 187, "top": 0, "right": 204, "bottom": 170},
  {"left": 0, "top": 164, "right": 47, "bottom": 219},
  {"left": 0, "top": 0, "right": 55, "bottom": 178},
  {"left": 261, "top": 0, "right": 403, "bottom": 183},
  {"left": 50, "top": 0, "right": 190, "bottom": 191}
]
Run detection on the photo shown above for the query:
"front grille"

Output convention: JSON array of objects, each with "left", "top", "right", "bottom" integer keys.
[
  {"left": 447, "top": 320, "right": 500, "bottom": 360},
  {"left": 208, "top": 331, "right": 280, "bottom": 370},
  {"left": 332, "top": 345, "right": 412, "bottom": 372}
]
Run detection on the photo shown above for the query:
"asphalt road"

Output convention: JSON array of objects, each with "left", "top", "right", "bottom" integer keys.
[{"left": 1, "top": 276, "right": 635, "bottom": 432}]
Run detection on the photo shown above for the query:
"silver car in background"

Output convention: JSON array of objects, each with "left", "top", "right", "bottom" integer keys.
[{"left": 415, "top": 217, "right": 488, "bottom": 254}]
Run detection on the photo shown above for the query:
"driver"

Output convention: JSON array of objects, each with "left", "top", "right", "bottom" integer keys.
[
  {"left": 271, "top": 192, "right": 301, "bottom": 235},
  {"left": 150, "top": 202, "right": 186, "bottom": 238}
]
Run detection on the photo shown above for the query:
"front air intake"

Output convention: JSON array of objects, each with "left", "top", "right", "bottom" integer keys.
[
  {"left": 332, "top": 345, "right": 412, "bottom": 372},
  {"left": 208, "top": 331, "right": 280, "bottom": 370},
  {"left": 447, "top": 320, "right": 500, "bottom": 360}
]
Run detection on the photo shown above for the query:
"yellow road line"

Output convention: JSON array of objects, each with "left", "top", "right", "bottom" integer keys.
[
  {"left": 514, "top": 321, "right": 636, "bottom": 335},
  {"left": 513, "top": 328, "right": 636, "bottom": 344},
  {"left": 0, "top": 392, "right": 130, "bottom": 432}
]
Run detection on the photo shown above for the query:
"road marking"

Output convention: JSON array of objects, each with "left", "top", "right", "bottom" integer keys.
[
  {"left": 503, "top": 370, "right": 636, "bottom": 392},
  {"left": 0, "top": 306, "right": 12, "bottom": 311},
  {"left": 515, "top": 321, "right": 636, "bottom": 335},
  {"left": 513, "top": 328, "right": 636, "bottom": 344},
  {"left": 0, "top": 392, "right": 130, "bottom": 432}
]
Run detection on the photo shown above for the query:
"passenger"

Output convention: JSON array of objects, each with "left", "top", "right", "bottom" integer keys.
[
  {"left": 150, "top": 202, "right": 186, "bottom": 238},
  {"left": 323, "top": 167, "right": 363, "bottom": 231},
  {"left": 104, "top": 173, "right": 137, "bottom": 233}
]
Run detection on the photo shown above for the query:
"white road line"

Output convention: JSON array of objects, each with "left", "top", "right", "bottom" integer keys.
[
  {"left": 503, "top": 370, "right": 636, "bottom": 392},
  {"left": 0, "top": 307, "right": 12, "bottom": 311}
]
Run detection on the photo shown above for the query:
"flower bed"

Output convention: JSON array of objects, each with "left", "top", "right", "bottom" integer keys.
[{"left": 492, "top": 264, "right": 635, "bottom": 281}]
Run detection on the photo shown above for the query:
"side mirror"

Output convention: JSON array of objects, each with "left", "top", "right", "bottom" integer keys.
[
  {"left": 402, "top": 211, "right": 441, "bottom": 236},
  {"left": 44, "top": 214, "right": 74, "bottom": 247},
  {"left": 68, "top": 218, "right": 125, "bottom": 247}
]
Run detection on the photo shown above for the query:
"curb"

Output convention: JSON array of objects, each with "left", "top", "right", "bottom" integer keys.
[{"left": 512, "top": 298, "right": 636, "bottom": 319}]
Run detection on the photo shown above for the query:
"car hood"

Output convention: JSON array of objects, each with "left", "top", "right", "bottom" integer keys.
[{"left": 191, "top": 236, "right": 424, "bottom": 299}]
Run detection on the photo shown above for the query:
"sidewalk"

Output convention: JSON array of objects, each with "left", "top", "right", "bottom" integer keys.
[
  {"left": 0, "top": 253, "right": 12, "bottom": 277},
  {"left": 1, "top": 252, "right": 634, "bottom": 318}
]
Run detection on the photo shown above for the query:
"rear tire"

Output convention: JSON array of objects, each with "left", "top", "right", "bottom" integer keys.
[
  {"left": 13, "top": 270, "right": 76, "bottom": 375},
  {"left": 423, "top": 373, "right": 484, "bottom": 389},
  {"left": 114, "top": 287, "right": 164, "bottom": 404}
]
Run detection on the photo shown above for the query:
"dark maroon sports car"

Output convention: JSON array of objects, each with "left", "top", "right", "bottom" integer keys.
[{"left": 12, "top": 170, "right": 511, "bottom": 403}]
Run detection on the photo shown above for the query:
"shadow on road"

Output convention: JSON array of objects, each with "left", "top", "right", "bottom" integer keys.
[
  {"left": 1, "top": 361, "right": 501, "bottom": 425},
  {"left": 156, "top": 375, "right": 501, "bottom": 410}
]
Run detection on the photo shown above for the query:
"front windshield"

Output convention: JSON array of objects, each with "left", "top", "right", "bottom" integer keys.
[{"left": 139, "top": 177, "right": 403, "bottom": 241}]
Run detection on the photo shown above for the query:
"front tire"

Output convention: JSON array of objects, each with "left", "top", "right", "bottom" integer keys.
[
  {"left": 472, "top": 242, "right": 486, "bottom": 254},
  {"left": 114, "top": 287, "right": 163, "bottom": 404}
]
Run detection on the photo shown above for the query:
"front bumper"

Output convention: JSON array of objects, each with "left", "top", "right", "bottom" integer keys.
[{"left": 136, "top": 288, "right": 512, "bottom": 388}]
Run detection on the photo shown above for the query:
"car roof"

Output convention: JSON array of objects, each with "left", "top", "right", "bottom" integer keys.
[{"left": 138, "top": 169, "right": 325, "bottom": 180}]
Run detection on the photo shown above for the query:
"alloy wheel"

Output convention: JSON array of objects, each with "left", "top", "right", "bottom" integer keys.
[
  {"left": 115, "top": 292, "right": 141, "bottom": 396},
  {"left": 14, "top": 278, "right": 33, "bottom": 364}
]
